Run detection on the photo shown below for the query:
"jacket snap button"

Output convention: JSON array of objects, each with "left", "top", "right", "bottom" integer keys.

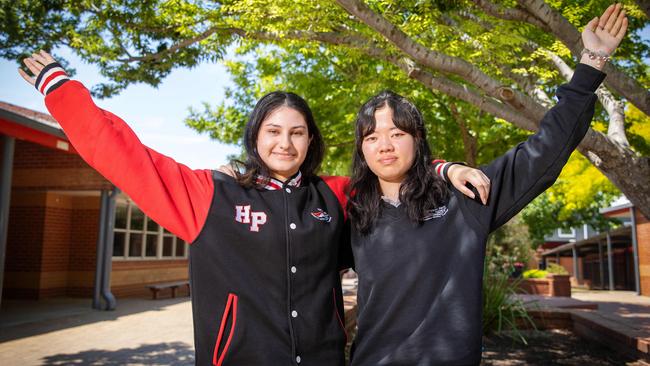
[
  {"left": 291, "top": 310, "right": 298, "bottom": 318},
  {"left": 290, "top": 223, "right": 296, "bottom": 230}
]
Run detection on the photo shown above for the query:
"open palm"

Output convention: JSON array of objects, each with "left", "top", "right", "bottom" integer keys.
[{"left": 582, "top": 3, "right": 628, "bottom": 55}]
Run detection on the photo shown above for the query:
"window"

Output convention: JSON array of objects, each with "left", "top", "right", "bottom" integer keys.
[
  {"left": 113, "top": 199, "right": 188, "bottom": 260},
  {"left": 557, "top": 227, "right": 576, "bottom": 239}
]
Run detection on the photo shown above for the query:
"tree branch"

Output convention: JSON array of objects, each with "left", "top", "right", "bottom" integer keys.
[
  {"left": 518, "top": 0, "right": 650, "bottom": 117},
  {"left": 473, "top": 0, "right": 551, "bottom": 32},
  {"left": 334, "top": 0, "right": 548, "bottom": 123},
  {"left": 545, "top": 49, "right": 629, "bottom": 148}
]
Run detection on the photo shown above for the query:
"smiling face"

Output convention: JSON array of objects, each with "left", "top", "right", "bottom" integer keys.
[
  {"left": 256, "top": 105, "right": 311, "bottom": 182},
  {"left": 361, "top": 105, "right": 416, "bottom": 185}
]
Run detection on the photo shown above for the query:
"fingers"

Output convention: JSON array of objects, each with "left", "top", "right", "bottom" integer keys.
[
  {"left": 611, "top": 9, "right": 626, "bottom": 37},
  {"left": 217, "top": 164, "right": 237, "bottom": 177},
  {"left": 464, "top": 171, "right": 491, "bottom": 205},
  {"left": 18, "top": 68, "right": 36, "bottom": 86},
  {"left": 456, "top": 183, "right": 476, "bottom": 200},
  {"left": 586, "top": 17, "right": 599, "bottom": 33},
  {"left": 22, "top": 57, "right": 43, "bottom": 75},
  {"left": 599, "top": 4, "right": 616, "bottom": 30},
  {"left": 31, "top": 51, "right": 49, "bottom": 65},
  {"left": 40, "top": 50, "right": 56, "bottom": 63},
  {"left": 615, "top": 17, "right": 628, "bottom": 40},
  {"left": 603, "top": 3, "right": 621, "bottom": 32}
]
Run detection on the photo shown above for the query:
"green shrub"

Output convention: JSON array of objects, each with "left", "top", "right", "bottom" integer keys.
[
  {"left": 523, "top": 269, "right": 548, "bottom": 279},
  {"left": 546, "top": 263, "right": 568, "bottom": 275},
  {"left": 483, "top": 263, "right": 535, "bottom": 344}
]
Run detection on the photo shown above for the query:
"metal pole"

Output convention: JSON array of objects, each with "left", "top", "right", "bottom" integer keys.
[
  {"left": 606, "top": 232, "right": 615, "bottom": 291},
  {"left": 630, "top": 207, "right": 641, "bottom": 295},
  {"left": 573, "top": 245, "right": 579, "bottom": 283},
  {"left": 92, "top": 190, "right": 108, "bottom": 310},
  {"left": 0, "top": 136, "right": 15, "bottom": 310},
  {"left": 598, "top": 240, "right": 605, "bottom": 289},
  {"left": 101, "top": 188, "right": 119, "bottom": 310}
]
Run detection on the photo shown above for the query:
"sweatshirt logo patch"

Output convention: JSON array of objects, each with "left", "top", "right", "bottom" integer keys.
[
  {"left": 235, "top": 205, "right": 267, "bottom": 232},
  {"left": 310, "top": 208, "right": 332, "bottom": 223},
  {"left": 423, "top": 206, "right": 448, "bottom": 221}
]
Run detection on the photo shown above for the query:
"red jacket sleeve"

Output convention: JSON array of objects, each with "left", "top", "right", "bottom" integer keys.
[
  {"left": 45, "top": 81, "right": 213, "bottom": 243},
  {"left": 321, "top": 176, "right": 350, "bottom": 220}
]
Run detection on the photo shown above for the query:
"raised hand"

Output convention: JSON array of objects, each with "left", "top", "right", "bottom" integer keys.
[
  {"left": 18, "top": 50, "right": 69, "bottom": 95},
  {"left": 581, "top": 3, "right": 628, "bottom": 68}
]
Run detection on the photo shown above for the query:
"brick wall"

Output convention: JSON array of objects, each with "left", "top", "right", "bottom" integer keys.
[
  {"left": 636, "top": 209, "right": 650, "bottom": 296},
  {"left": 12, "top": 140, "right": 111, "bottom": 190},
  {"left": 4, "top": 139, "right": 190, "bottom": 299}
]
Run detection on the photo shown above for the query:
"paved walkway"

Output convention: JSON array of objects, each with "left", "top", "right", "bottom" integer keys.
[
  {"left": 517, "top": 290, "right": 650, "bottom": 334},
  {"left": 516, "top": 290, "right": 650, "bottom": 361},
  {"left": 1, "top": 290, "right": 648, "bottom": 365},
  {"left": 0, "top": 298, "right": 194, "bottom": 365}
]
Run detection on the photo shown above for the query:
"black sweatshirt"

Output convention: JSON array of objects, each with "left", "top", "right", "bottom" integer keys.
[{"left": 349, "top": 64, "right": 605, "bottom": 366}]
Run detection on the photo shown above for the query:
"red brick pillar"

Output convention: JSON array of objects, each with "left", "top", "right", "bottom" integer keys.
[{"left": 636, "top": 210, "right": 650, "bottom": 296}]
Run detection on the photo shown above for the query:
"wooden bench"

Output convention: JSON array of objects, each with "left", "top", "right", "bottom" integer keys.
[{"left": 146, "top": 281, "right": 190, "bottom": 300}]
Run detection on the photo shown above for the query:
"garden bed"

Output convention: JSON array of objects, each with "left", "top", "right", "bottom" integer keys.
[{"left": 481, "top": 329, "right": 647, "bottom": 365}]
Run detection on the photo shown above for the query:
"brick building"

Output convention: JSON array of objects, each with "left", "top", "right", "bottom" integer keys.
[
  {"left": 541, "top": 197, "right": 650, "bottom": 296},
  {"left": 0, "top": 101, "right": 189, "bottom": 308}
]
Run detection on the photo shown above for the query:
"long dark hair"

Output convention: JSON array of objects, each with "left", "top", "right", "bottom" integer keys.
[
  {"left": 232, "top": 91, "right": 324, "bottom": 188},
  {"left": 347, "top": 90, "right": 449, "bottom": 234}
]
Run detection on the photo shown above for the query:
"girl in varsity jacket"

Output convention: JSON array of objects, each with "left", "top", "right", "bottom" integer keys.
[
  {"left": 345, "top": 5, "right": 627, "bottom": 366},
  {"left": 18, "top": 51, "right": 485, "bottom": 365}
]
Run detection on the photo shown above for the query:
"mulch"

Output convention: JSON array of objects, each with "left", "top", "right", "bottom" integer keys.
[{"left": 481, "top": 329, "right": 648, "bottom": 366}]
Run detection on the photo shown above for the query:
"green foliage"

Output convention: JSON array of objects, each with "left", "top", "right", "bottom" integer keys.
[
  {"left": 546, "top": 262, "right": 568, "bottom": 275},
  {"left": 482, "top": 263, "right": 535, "bottom": 342},
  {"left": 487, "top": 215, "right": 532, "bottom": 273},
  {"left": 523, "top": 269, "right": 548, "bottom": 279},
  {"left": 2, "top": 0, "right": 647, "bottom": 223},
  {"left": 521, "top": 152, "right": 622, "bottom": 246}
]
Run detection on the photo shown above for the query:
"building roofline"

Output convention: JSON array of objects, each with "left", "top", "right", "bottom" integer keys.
[{"left": 0, "top": 101, "right": 66, "bottom": 139}]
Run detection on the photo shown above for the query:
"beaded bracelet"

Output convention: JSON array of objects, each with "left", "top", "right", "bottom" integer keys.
[{"left": 580, "top": 48, "right": 611, "bottom": 69}]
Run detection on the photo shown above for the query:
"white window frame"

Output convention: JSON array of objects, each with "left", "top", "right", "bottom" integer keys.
[
  {"left": 113, "top": 199, "right": 188, "bottom": 261},
  {"left": 557, "top": 227, "right": 576, "bottom": 239}
]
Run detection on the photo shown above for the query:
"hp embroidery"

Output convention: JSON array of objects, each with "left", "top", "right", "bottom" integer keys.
[
  {"left": 423, "top": 206, "right": 448, "bottom": 221},
  {"left": 235, "top": 205, "right": 267, "bottom": 232},
  {"left": 310, "top": 208, "right": 332, "bottom": 223}
]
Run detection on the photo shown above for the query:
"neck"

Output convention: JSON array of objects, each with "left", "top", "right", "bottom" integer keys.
[
  {"left": 271, "top": 173, "right": 290, "bottom": 182},
  {"left": 378, "top": 179, "right": 401, "bottom": 201}
]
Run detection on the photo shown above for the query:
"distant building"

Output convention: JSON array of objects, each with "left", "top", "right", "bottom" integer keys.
[
  {"left": 540, "top": 196, "right": 649, "bottom": 295},
  {"left": 0, "top": 101, "right": 188, "bottom": 307}
]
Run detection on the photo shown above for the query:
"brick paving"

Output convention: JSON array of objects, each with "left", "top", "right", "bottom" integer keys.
[
  {"left": 0, "top": 298, "right": 194, "bottom": 365},
  {"left": 1, "top": 289, "right": 648, "bottom": 365},
  {"left": 516, "top": 290, "right": 650, "bottom": 361}
]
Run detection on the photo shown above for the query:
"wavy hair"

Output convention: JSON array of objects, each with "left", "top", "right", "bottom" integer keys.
[
  {"left": 232, "top": 91, "right": 324, "bottom": 188},
  {"left": 347, "top": 90, "right": 449, "bottom": 234}
]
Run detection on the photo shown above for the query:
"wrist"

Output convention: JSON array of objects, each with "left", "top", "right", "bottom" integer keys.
[{"left": 579, "top": 48, "right": 610, "bottom": 71}]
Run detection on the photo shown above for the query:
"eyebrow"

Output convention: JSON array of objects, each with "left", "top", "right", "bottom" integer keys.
[{"left": 263, "top": 123, "right": 307, "bottom": 130}]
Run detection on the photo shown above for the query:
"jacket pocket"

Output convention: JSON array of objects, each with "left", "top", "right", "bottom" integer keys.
[
  {"left": 213, "top": 293, "right": 238, "bottom": 366},
  {"left": 332, "top": 288, "right": 348, "bottom": 343}
]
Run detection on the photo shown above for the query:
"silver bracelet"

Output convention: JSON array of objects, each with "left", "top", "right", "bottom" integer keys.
[{"left": 580, "top": 48, "right": 610, "bottom": 68}]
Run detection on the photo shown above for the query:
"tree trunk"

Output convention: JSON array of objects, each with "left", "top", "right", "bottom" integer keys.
[{"left": 449, "top": 102, "right": 478, "bottom": 166}]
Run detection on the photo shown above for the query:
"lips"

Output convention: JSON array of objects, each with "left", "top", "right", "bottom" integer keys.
[
  {"left": 378, "top": 156, "right": 398, "bottom": 165},
  {"left": 272, "top": 152, "right": 296, "bottom": 160}
]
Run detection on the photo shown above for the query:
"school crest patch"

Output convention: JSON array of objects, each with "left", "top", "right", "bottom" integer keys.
[
  {"left": 310, "top": 208, "right": 332, "bottom": 223},
  {"left": 423, "top": 206, "right": 448, "bottom": 221}
]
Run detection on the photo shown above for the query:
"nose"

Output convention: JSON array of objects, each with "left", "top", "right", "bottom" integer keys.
[
  {"left": 378, "top": 135, "right": 394, "bottom": 152},
  {"left": 278, "top": 131, "right": 292, "bottom": 149}
]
